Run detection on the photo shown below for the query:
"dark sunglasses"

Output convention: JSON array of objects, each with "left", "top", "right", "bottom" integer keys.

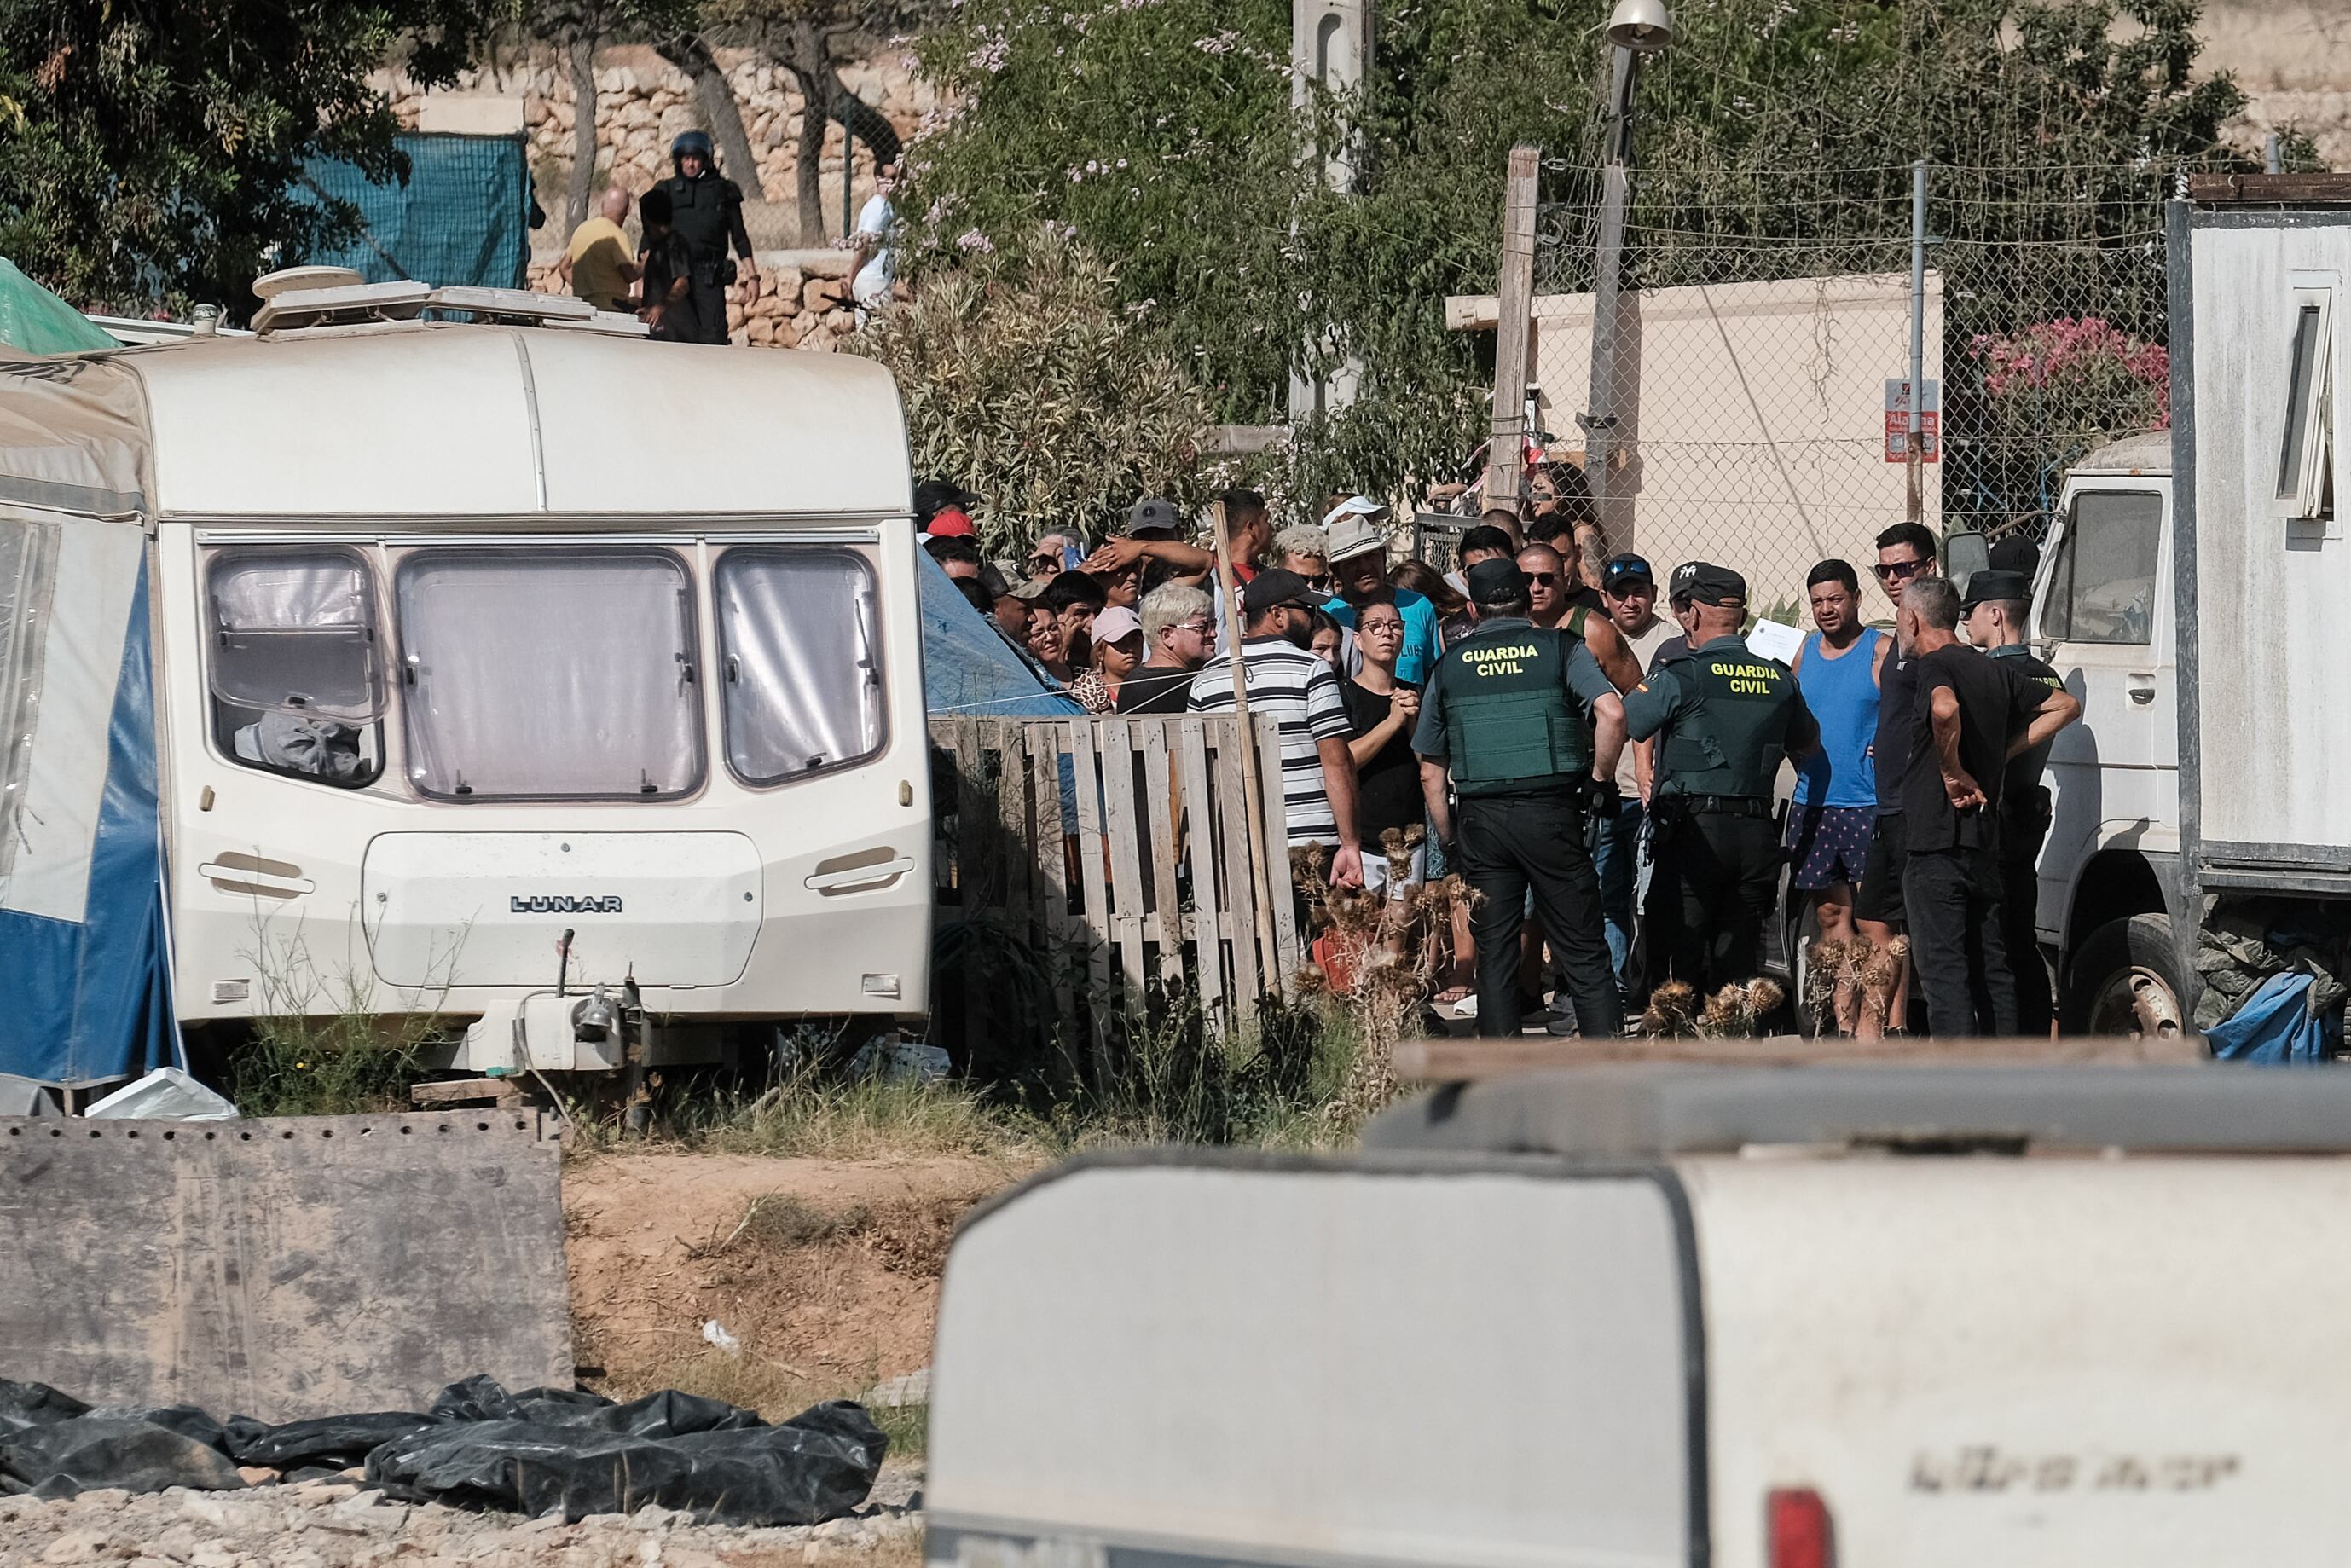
[
  {"left": 1526, "top": 571, "right": 1560, "bottom": 586},
  {"left": 1873, "top": 559, "right": 1924, "bottom": 581}
]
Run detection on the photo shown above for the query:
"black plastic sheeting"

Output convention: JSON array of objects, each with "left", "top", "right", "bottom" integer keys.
[{"left": 0, "top": 1375, "right": 887, "bottom": 1525}]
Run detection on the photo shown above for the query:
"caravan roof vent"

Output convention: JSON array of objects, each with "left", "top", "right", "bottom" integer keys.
[{"left": 251, "top": 279, "right": 649, "bottom": 339}]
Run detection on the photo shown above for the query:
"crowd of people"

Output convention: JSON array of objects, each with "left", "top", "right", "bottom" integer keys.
[{"left": 922, "top": 479, "right": 2082, "bottom": 1041}]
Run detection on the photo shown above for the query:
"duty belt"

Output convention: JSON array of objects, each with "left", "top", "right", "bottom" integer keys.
[{"left": 1676, "top": 794, "right": 1772, "bottom": 818}]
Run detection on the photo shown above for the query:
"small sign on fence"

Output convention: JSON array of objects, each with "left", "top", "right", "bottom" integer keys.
[{"left": 1884, "top": 378, "right": 1942, "bottom": 462}]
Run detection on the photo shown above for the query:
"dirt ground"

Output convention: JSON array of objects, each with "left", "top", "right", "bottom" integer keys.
[{"left": 564, "top": 1150, "right": 1037, "bottom": 1407}]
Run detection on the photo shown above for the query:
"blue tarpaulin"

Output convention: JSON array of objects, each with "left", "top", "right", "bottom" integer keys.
[
  {"left": 0, "top": 558, "right": 177, "bottom": 1085},
  {"left": 298, "top": 133, "right": 532, "bottom": 291},
  {"left": 916, "top": 548, "right": 1080, "bottom": 720}
]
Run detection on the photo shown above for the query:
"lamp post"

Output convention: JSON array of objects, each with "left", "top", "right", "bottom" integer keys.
[{"left": 1580, "top": 0, "right": 1672, "bottom": 535}]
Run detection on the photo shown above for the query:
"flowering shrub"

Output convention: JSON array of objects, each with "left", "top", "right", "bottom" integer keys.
[{"left": 1971, "top": 315, "right": 2169, "bottom": 428}]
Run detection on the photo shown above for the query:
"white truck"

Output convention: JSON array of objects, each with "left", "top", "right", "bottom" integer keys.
[
  {"left": 2006, "top": 180, "right": 2351, "bottom": 1039},
  {"left": 929, "top": 1062, "right": 2349, "bottom": 1568}
]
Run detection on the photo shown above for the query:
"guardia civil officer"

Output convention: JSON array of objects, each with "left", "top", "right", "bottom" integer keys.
[
  {"left": 1960, "top": 567, "right": 2069, "bottom": 1035},
  {"left": 657, "top": 131, "right": 762, "bottom": 344},
  {"left": 1624, "top": 562, "right": 1820, "bottom": 994},
  {"left": 1413, "top": 558, "right": 1628, "bottom": 1039}
]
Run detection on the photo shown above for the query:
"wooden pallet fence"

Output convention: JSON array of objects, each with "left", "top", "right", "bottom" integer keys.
[{"left": 929, "top": 715, "right": 1302, "bottom": 1062}]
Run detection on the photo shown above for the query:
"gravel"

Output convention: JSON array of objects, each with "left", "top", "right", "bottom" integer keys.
[{"left": 0, "top": 1462, "right": 924, "bottom": 1567}]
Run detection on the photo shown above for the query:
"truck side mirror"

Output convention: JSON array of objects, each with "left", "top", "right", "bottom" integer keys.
[{"left": 1942, "top": 529, "right": 1989, "bottom": 601}]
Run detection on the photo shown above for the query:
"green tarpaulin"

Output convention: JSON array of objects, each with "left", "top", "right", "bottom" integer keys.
[{"left": 0, "top": 259, "right": 118, "bottom": 353}]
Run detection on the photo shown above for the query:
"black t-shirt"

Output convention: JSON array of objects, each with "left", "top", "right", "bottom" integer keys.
[
  {"left": 1115, "top": 666, "right": 1195, "bottom": 715},
  {"left": 1902, "top": 645, "right": 2045, "bottom": 853},
  {"left": 1989, "top": 647, "right": 2064, "bottom": 800},
  {"left": 1873, "top": 648, "right": 1919, "bottom": 813},
  {"left": 1341, "top": 680, "right": 1423, "bottom": 844},
  {"left": 640, "top": 229, "right": 698, "bottom": 340}
]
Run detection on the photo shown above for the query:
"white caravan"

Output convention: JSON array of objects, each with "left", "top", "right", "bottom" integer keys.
[
  {"left": 931, "top": 1064, "right": 2351, "bottom": 1568},
  {"left": 5, "top": 282, "right": 932, "bottom": 1077}
]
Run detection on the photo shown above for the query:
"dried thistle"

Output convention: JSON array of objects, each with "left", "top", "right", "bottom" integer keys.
[
  {"left": 1858, "top": 936, "right": 1908, "bottom": 1030},
  {"left": 1804, "top": 939, "right": 1848, "bottom": 1033},
  {"left": 1642, "top": 979, "right": 1699, "bottom": 1038},
  {"left": 1695, "top": 983, "right": 1748, "bottom": 1038},
  {"left": 1741, "top": 977, "right": 1785, "bottom": 1032}
]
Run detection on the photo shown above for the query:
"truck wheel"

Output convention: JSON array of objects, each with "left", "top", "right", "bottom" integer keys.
[{"left": 2062, "top": 914, "right": 2187, "bottom": 1039}]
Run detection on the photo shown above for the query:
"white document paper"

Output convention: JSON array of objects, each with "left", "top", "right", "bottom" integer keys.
[{"left": 1745, "top": 618, "right": 1804, "bottom": 665}]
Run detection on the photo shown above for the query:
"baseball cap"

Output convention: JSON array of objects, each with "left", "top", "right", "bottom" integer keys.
[
  {"left": 1241, "top": 568, "right": 1323, "bottom": 617},
  {"left": 1601, "top": 553, "right": 1656, "bottom": 592},
  {"left": 1988, "top": 535, "right": 2042, "bottom": 579},
  {"left": 1126, "top": 497, "right": 1182, "bottom": 537},
  {"left": 1092, "top": 605, "right": 1144, "bottom": 644},
  {"left": 1670, "top": 561, "right": 1747, "bottom": 606},
  {"left": 925, "top": 507, "right": 976, "bottom": 538},
  {"left": 1320, "top": 495, "right": 1391, "bottom": 529},
  {"left": 1005, "top": 575, "right": 1053, "bottom": 601},
  {"left": 1960, "top": 568, "right": 2032, "bottom": 610},
  {"left": 1464, "top": 558, "right": 1531, "bottom": 605},
  {"left": 1324, "top": 516, "right": 1386, "bottom": 564}
]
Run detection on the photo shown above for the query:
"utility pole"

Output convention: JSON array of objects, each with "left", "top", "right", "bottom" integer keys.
[
  {"left": 1289, "top": 0, "right": 1372, "bottom": 425},
  {"left": 1485, "top": 146, "right": 1542, "bottom": 512},
  {"left": 1908, "top": 159, "right": 1927, "bottom": 525},
  {"left": 1578, "top": 1, "right": 1672, "bottom": 535}
]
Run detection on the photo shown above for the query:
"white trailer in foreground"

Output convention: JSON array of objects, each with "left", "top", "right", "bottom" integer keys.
[
  {"left": 929, "top": 1065, "right": 2351, "bottom": 1568},
  {"left": 0, "top": 278, "right": 932, "bottom": 1085}
]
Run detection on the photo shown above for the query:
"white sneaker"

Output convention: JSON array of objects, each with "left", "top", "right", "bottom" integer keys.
[{"left": 1451, "top": 994, "right": 1478, "bottom": 1020}]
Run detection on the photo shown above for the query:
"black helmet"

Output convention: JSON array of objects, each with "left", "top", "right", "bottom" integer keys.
[{"left": 671, "top": 130, "right": 715, "bottom": 165}]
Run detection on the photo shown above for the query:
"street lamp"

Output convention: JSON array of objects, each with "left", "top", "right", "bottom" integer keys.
[{"left": 1580, "top": 0, "right": 1671, "bottom": 533}]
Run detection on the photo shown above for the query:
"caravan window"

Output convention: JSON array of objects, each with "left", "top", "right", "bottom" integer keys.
[
  {"left": 206, "top": 548, "right": 384, "bottom": 788},
  {"left": 395, "top": 547, "right": 702, "bottom": 801},
  {"left": 2279, "top": 286, "right": 2334, "bottom": 519},
  {"left": 715, "top": 548, "right": 884, "bottom": 784}
]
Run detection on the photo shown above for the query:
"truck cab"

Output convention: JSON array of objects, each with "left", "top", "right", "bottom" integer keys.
[{"left": 2026, "top": 431, "right": 2188, "bottom": 1037}]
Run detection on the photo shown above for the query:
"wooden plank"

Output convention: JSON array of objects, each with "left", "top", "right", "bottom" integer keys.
[
  {"left": 1484, "top": 142, "right": 1542, "bottom": 508},
  {"left": 1213, "top": 720, "right": 1262, "bottom": 1008},
  {"left": 2186, "top": 171, "right": 2351, "bottom": 204},
  {"left": 1141, "top": 718, "right": 1185, "bottom": 989},
  {"left": 1178, "top": 715, "right": 1227, "bottom": 1030},
  {"left": 1254, "top": 709, "right": 1302, "bottom": 997},
  {"left": 1068, "top": 719, "right": 1116, "bottom": 1079},
  {"left": 992, "top": 721, "right": 1033, "bottom": 949},
  {"left": 411, "top": 1076, "right": 524, "bottom": 1108},
  {"left": 1445, "top": 293, "right": 1502, "bottom": 332},
  {"left": 954, "top": 715, "right": 989, "bottom": 1055},
  {"left": 1031, "top": 729, "right": 1075, "bottom": 1035},
  {"left": 1393, "top": 1033, "right": 2209, "bottom": 1082},
  {"left": 1099, "top": 719, "right": 1150, "bottom": 999}
]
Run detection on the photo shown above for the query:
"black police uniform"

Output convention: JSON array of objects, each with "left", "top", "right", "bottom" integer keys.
[
  {"left": 1412, "top": 617, "right": 1624, "bottom": 1039},
  {"left": 1988, "top": 643, "right": 2064, "bottom": 1034},
  {"left": 1624, "top": 634, "right": 1818, "bottom": 993},
  {"left": 657, "top": 167, "right": 755, "bottom": 345}
]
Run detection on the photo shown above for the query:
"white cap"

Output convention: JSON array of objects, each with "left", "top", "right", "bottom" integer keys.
[
  {"left": 1091, "top": 605, "right": 1144, "bottom": 644},
  {"left": 1324, "top": 515, "right": 1387, "bottom": 564},
  {"left": 1320, "top": 494, "right": 1390, "bottom": 529}
]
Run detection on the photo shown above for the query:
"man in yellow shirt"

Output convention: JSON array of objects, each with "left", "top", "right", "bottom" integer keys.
[{"left": 558, "top": 187, "right": 640, "bottom": 313}]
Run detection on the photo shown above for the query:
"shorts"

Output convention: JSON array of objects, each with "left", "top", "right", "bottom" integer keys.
[
  {"left": 1786, "top": 803, "right": 1876, "bottom": 892},
  {"left": 1853, "top": 809, "right": 1911, "bottom": 926},
  {"left": 1364, "top": 842, "right": 1426, "bottom": 899}
]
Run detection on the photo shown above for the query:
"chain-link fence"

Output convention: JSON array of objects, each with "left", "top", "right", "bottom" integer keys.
[
  {"left": 298, "top": 133, "right": 535, "bottom": 292},
  {"left": 1523, "top": 158, "right": 2180, "bottom": 613}
]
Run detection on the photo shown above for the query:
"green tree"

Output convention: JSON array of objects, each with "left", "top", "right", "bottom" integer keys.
[
  {"left": 0, "top": 0, "right": 512, "bottom": 315},
  {"left": 848, "top": 226, "right": 1224, "bottom": 553},
  {"left": 895, "top": 0, "right": 2287, "bottom": 518}
]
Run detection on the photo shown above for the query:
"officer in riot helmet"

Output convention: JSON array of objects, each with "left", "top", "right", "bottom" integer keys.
[
  {"left": 656, "top": 130, "right": 761, "bottom": 344},
  {"left": 1413, "top": 558, "right": 1628, "bottom": 1039},
  {"left": 1624, "top": 561, "right": 1820, "bottom": 997}
]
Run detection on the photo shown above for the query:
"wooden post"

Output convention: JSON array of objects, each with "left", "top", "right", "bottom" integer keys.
[
  {"left": 1485, "top": 143, "right": 1542, "bottom": 512},
  {"left": 1212, "top": 500, "right": 1283, "bottom": 1001}
]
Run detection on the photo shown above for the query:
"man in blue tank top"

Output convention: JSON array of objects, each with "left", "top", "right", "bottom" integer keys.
[{"left": 1786, "top": 559, "right": 1890, "bottom": 1033}]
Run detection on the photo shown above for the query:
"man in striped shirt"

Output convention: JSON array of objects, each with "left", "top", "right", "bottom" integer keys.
[{"left": 1187, "top": 568, "right": 1364, "bottom": 888}]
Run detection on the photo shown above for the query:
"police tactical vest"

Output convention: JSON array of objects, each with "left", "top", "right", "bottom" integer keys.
[
  {"left": 1437, "top": 624, "right": 1590, "bottom": 796},
  {"left": 1657, "top": 646, "right": 1799, "bottom": 799},
  {"left": 663, "top": 173, "right": 741, "bottom": 262}
]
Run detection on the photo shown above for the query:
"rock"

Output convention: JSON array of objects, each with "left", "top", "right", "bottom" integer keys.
[
  {"left": 188, "top": 1546, "right": 243, "bottom": 1568},
  {"left": 288, "top": 1480, "right": 359, "bottom": 1505},
  {"left": 70, "top": 1487, "right": 130, "bottom": 1509},
  {"left": 800, "top": 277, "right": 841, "bottom": 313},
  {"left": 628, "top": 1504, "right": 684, "bottom": 1530},
  {"left": 40, "top": 1530, "right": 109, "bottom": 1565},
  {"left": 235, "top": 1466, "right": 277, "bottom": 1485}
]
